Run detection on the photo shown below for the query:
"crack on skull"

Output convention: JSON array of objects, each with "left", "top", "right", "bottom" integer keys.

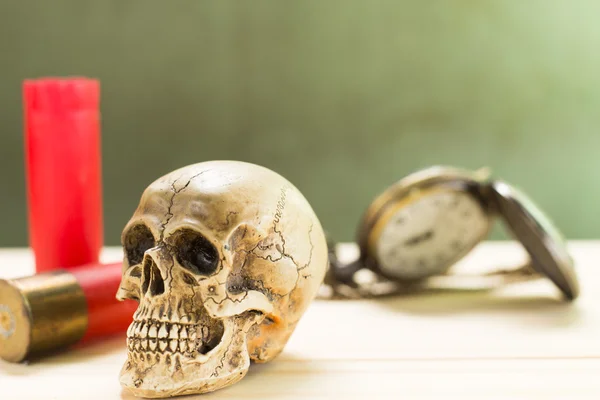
[
  {"left": 249, "top": 278, "right": 283, "bottom": 300},
  {"left": 132, "top": 354, "right": 158, "bottom": 381},
  {"left": 158, "top": 170, "right": 213, "bottom": 241},
  {"left": 205, "top": 289, "right": 250, "bottom": 305},
  {"left": 158, "top": 177, "right": 182, "bottom": 242},
  {"left": 188, "top": 282, "right": 203, "bottom": 309},
  {"left": 209, "top": 315, "right": 250, "bottom": 378},
  {"left": 268, "top": 187, "right": 314, "bottom": 274},
  {"left": 211, "top": 340, "right": 232, "bottom": 378},
  {"left": 164, "top": 244, "right": 177, "bottom": 296},
  {"left": 256, "top": 224, "right": 315, "bottom": 296},
  {"left": 279, "top": 223, "right": 315, "bottom": 297},
  {"left": 230, "top": 220, "right": 315, "bottom": 302},
  {"left": 227, "top": 247, "right": 285, "bottom": 302},
  {"left": 297, "top": 223, "right": 314, "bottom": 272}
]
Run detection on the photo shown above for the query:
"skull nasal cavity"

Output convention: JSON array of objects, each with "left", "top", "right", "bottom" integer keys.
[{"left": 142, "top": 256, "right": 165, "bottom": 297}]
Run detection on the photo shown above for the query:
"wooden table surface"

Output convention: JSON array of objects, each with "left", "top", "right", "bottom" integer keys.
[{"left": 1, "top": 241, "right": 599, "bottom": 399}]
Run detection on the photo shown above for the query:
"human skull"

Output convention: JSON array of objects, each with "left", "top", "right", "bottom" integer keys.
[{"left": 116, "top": 161, "right": 327, "bottom": 397}]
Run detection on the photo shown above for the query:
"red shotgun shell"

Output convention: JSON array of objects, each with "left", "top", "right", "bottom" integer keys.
[
  {"left": 72, "top": 263, "right": 137, "bottom": 341},
  {"left": 23, "top": 78, "right": 103, "bottom": 272},
  {"left": 0, "top": 262, "right": 136, "bottom": 363}
]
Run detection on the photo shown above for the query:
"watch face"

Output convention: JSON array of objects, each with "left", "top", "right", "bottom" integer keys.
[{"left": 372, "top": 189, "right": 490, "bottom": 280}]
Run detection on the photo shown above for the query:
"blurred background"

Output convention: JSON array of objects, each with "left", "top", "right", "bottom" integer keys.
[{"left": 1, "top": 1, "right": 600, "bottom": 246}]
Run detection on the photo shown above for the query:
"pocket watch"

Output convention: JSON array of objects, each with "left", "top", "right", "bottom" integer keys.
[{"left": 325, "top": 166, "right": 579, "bottom": 300}]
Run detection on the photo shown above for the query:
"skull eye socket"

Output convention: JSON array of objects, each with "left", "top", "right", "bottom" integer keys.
[
  {"left": 174, "top": 229, "right": 219, "bottom": 275},
  {"left": 123, "top": 224, "right": 156, "bottom": 266}
]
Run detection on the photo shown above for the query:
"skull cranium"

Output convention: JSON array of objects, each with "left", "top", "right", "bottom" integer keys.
[{"left": 116, "top": 161, "right": 327, "bottom": 397}]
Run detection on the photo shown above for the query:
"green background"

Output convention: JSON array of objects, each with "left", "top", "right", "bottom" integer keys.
[{"left": 1, "top": 1, "right": 599, "bottom": 246}]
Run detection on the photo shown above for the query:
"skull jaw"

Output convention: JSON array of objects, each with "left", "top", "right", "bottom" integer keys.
[
  {"left": 119, "top": 356, "right": 249, "bottom": 398},
  {"left": 120, "top": 316, "right": 257, "bottom": 398}
]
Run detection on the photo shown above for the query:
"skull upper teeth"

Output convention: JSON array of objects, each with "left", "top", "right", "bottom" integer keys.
[
  {"left": 158, "top": 324, "right": 168, "bottom": 339},
  {"left": 169, "top": 325, "right": 178, "bottom": 339},
  {"left": 127, "top": 320, "right": 199, "bottom": 355},
  {"left": 148, "top": 324, "right": 157, "bottom": 338}
]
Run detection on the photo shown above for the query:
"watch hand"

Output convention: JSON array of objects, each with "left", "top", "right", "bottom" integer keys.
[{"left": 403, "top": 229, "right": 434, "bottom": 247}]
